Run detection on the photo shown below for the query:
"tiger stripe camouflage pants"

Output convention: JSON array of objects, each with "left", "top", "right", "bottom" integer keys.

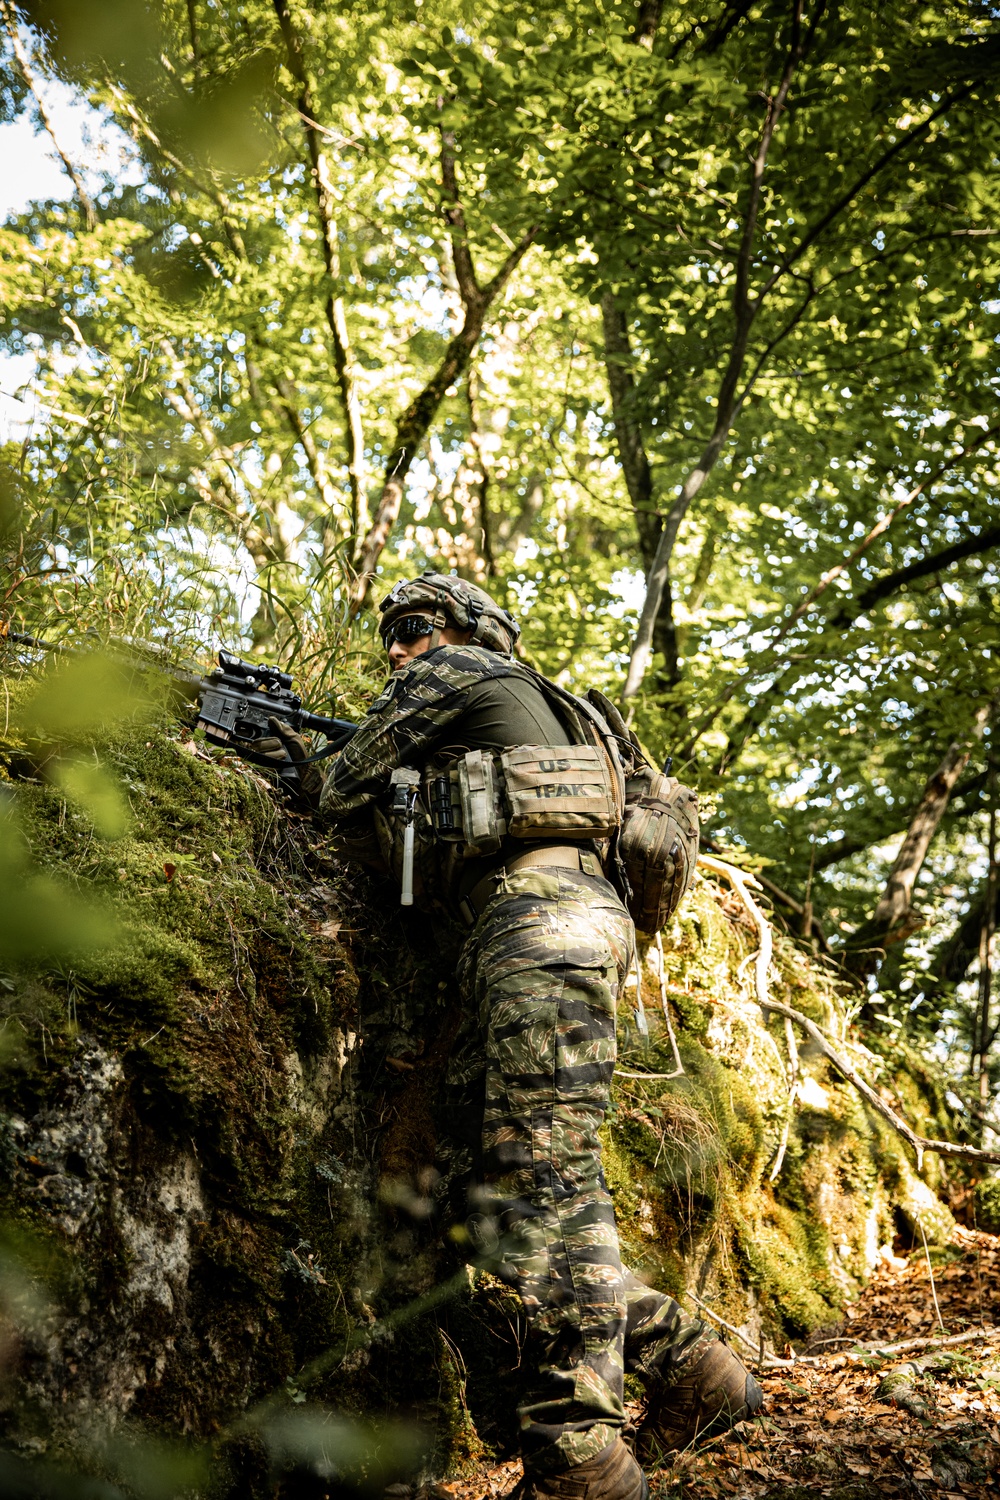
[{"left": 449, "top": 867, "right": 713, "bottom": 1473}]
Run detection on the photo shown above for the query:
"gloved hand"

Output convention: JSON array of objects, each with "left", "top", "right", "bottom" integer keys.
[{"left": 249, "top": 717, "right": 327, "bottom": 811}]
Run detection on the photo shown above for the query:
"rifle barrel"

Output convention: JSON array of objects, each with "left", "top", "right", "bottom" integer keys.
[{"left": 299, "top": 709, "right": 358, "bottom": 741}]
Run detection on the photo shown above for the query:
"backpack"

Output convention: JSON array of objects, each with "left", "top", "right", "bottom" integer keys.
[{"left": 584, "top": 690, "right": 700, "bottom": 936}]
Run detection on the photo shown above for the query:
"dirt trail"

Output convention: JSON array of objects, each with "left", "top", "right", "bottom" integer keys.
[
  {"left": 650, "top": 1226, "right": 1000, "bottom": 1498},
  {"left": 423, "top": 1229, "right": 1000, "bottom": 1500}
]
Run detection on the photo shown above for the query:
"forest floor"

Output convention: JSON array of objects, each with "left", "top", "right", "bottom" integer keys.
[{"left": 427, "top": 1227, "right": 1000, "bottom": 1500}]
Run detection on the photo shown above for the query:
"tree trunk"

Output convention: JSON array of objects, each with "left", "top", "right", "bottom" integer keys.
[
  {"left": 348, "top": 232, "right": 535, "bottom": 612},
  {"left": 600, "top": 291, "right": 681, "bottom": 694},
  {"left": 600, "top": 293, "right": 659, "bottom": 568},
  {"left": 272, "top": 0, "right": 368, "bottom": 547},
  {"left": 874, "top": 739, "right": 981, "bottom": 929},
  {"left": 846, "top": 706, "right": 992, "bottom": 978},
  {"left": 621, "top": 3, "right": 807, "bottom": 702},
  {"left": 974, "top": 756, "right": 997, "bottom": 1129},
  {"left": 3, "top": 8, "right": 97, "bottom": 229}
]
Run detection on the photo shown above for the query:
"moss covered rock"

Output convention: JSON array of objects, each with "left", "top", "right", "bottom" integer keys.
[
  {"left": 608, "top": 875, "right": 957, "bottom": 1349},
  {"left": 0, "top": 660, "right": 964, "bottom": 1490}
]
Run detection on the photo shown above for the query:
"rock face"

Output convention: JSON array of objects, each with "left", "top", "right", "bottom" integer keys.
[{"left": 0, "top": 704, "right": 961, "bottom": 1489}]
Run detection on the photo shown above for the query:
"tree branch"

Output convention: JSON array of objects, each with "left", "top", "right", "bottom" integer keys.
[
  {"left": 441, "top": 130, "right": 482, "bottom": 311},
  {"left": 803, "top": 771, "right": 988, "bottom": 876},
  {"left": 465, "top": 367, "right": 495, "bottom": 577},
  {"left": 780, "top": 420, "right": 1000, "bottom": 638},
  {"left": 759, "top": 85, "right": 975, "bottom": 301},
  {"left": 683, "top": 418, "right": 1000, "bottom": 767},
  {"left": 850, "top": 524, "right": 1000, "bottom": 616},
  {"left": 872, "top": 730, "right": 985, "bottom": 928},
  {"left": 3, "top": 5, "right": 96, "bottom": 229},
  {"left": 496, "top": 473, "right": 545, "bottom": 556},
  {"left": 927, "top": 867, "right": 1000, "bottom": 993},
  {"left": 348, "top": 135, "right": 536, "bottom": 610},
  {"left": 158, "top": 337, "right": 294, "bottom": 571},
  {"left": 105, "top": 81, "right": 249, "bottom": 261},
  {"left": 845, "top": 703, "right": 995, "bottom": 978},
  {"left": 272, "top": 0, "right": 368, "bottom": 546},
  {"left": 271, "top": 369, "right": 343, "bottom": 543},
  {"left": 621, "top": 0, "right": 809, "bottom": 704},
  {"left": 622, "top": 15, "right": 984, "bottom": 708},
  {"left": 633, "top": 0, "right": 663, "bottom": 48},
  {"left": 600, "top": 292, "right": 659, "bottom": 568}
]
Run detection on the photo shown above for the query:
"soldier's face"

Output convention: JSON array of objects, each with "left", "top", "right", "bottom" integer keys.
[{"left": 386, "top": 610, "right": 471, "bottom": 670}]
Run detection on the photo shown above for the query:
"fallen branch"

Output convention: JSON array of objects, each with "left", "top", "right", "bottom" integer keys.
[
  {"left": 684, "top": 1289, "right": 793, "bottom": 1369},
  {"left": 687, "top": 1282, "right": 1000, "bottom": 1372},
  {"left": 841, "top": 1325, "right": 1000, "bottom": 1361},
  {"left": 616, "top": 1068, "right": 689, "bottom": 1080},
  {"left": 916, "top": 1211, "right": 946, "bottom": 1334},
  {"left": 764, "top": 995, "right": 1000, "bottom": 1169},
  {"left": 768, "top": 1013, "right": 798, "bottom": 1184},
  {"left": 697, "top": 854, "right": 1000, "bottom": 1168},
  {"left": 699, "top": 854, "right": 773, "bottom": 1006}
]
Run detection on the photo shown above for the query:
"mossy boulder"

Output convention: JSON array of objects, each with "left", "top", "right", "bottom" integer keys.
[
  {"left": 0, "top": 658, "right": 964, "bottom": 1490},
  {"left": 609, "top": 875, "right": 958, "bottom": 1347}
]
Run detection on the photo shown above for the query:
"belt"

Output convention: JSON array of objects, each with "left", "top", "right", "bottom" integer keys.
[{"left": 458, "top": 845, "right": 605, "bottom": 927}]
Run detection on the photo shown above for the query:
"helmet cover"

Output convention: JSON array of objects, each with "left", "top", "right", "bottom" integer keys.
[{"left": 378, "top": 571, "right": 520, "bottom": 656}]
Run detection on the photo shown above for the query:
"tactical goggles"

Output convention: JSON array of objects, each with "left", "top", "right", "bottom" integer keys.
[{"left": 380, "top": 613, "right": 436, "bottom": 648}]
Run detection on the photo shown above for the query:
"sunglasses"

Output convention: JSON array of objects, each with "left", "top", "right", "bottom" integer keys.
[{"left": 381, "top": 614, "right": 436, "bottom": 648}]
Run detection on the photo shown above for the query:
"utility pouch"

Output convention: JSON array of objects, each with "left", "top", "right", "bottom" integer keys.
[
  {"left": 619, "top": 766, "right": 699, "bottom": 934},
  {"left": 427, "top": 769, "right": 463, "bottom": 842},
  {"left": 457, "top": 750, "right": 505, "bottom": 857},
  {"left": 391, "top": 768, "right": 421, "bottom": 906},
  {"left": 500, "top": 744, "right": 619, "bottom": 840}
]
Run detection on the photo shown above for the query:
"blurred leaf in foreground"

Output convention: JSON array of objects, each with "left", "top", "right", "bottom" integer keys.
[
  {"left": 90, "top": 1432, "right": 210, "bottom": 1500},
  {"left": 0, "top": 1224, "right": 58, "bottom": 1355},
  {"left": 49, "top": 755, "right": 130, "bottom": 839},
  {"left": 0, "top": 1449, "right": 125, "bottom": 1500},
  {"left": 0, "top": 807, "right": 116, "bottom": 965},
  {"left": 257, "top": 1408, "right": 428, "bottom": 1491},
  {"left": 11, "top": 651, "right": 161, "bottom": 743}
]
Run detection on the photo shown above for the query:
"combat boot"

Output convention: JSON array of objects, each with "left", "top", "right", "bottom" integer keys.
[
  {"left": 635, "top": 1339, "right": 762, "bottom": 1458},
  {"left": 514, "top": 1438, "right": 648, "bottom": 1500}
]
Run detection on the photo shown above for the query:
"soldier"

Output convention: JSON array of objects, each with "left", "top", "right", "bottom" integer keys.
[{"left": 261, "top": 574, "right": 761, "bottom": 1500}]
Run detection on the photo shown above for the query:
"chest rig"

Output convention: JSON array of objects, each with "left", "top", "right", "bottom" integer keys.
[{"left": 373, "top": 664, "right": 627, "bottom": 906}]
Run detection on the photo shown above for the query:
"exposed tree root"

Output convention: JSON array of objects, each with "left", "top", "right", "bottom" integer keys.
[{"left": 697, "top": 853, "right": 1000, "bottom": 1168}]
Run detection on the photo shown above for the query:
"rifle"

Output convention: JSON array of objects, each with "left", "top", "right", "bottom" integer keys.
[
  {"left": 3, "top": 633, "right": 358, "bottom": 793},
  {"left": 195, "top": 650, "right": 357, "bottom": 789}
]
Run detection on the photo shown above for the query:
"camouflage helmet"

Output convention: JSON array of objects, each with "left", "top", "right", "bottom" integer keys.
[{"left": 378, "top": 571, "right": 520, "bottom": 656}]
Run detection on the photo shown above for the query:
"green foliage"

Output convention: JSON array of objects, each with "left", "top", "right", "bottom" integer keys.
[
  {"left": 975, "top": 1174, "right": 1000, "bottom": 1234},
  {"left": 0, "top": 2, "right": 998, "bottom": 1465},
  {"left": 1, "top": 4, "right": 997, "bottom": 1072}
]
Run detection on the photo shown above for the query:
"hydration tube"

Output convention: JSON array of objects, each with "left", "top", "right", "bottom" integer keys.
[
  {"left": 387, "top": 768, "right": 421, "bottom": 908},
  {"left": 400, "top": 818, "right": 416, "bottom": 906}
]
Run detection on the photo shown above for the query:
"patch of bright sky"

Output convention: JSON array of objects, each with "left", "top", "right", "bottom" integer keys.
[
  {"left": 606, "top": 568, "right": 645, "bottom": 619},
  {"left": 0, "top": 57, "right": 144, "bottom": 444}
]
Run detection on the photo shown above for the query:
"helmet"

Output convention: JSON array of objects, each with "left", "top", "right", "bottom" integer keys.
[{"left": 378, "top": 571, "right": 521, "bottom": 656}]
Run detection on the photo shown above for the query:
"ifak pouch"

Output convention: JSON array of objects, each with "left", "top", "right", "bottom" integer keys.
[{"left": 499, "top": 744, "right": 619, "bottom": 840}]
